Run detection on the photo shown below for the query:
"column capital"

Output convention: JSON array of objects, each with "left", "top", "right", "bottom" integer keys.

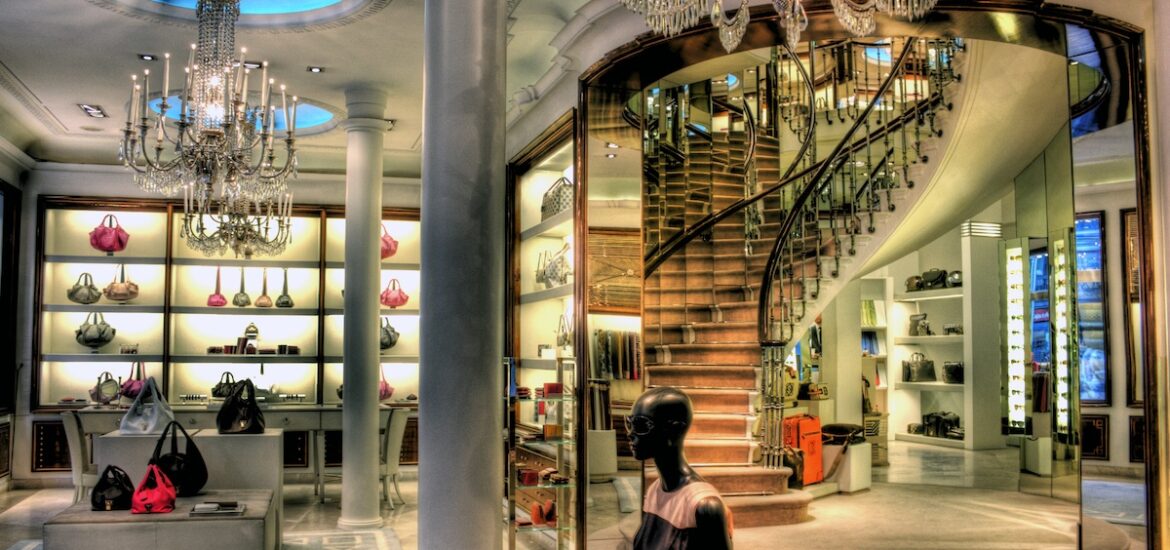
[
  {"left": 345, "top": 87, "right": 388, "bottom": 119},
  {"left": 340, "top": 117, "right": 391, "bottom": 133}
]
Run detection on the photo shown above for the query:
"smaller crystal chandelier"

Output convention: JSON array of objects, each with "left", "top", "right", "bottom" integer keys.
[{"left": 181, "top": 184, "right": 294, "bottom": 259}]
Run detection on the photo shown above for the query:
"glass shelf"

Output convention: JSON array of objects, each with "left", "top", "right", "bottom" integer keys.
[
  {"left": 515, "top": 524, "right": 573, "bottom": 533},
  {"left": 170, "top": 355, "right": 315, "bottom": 364},
  {"left": 44, "top": 255, "right": 167, "bottom": 265},
  {"left": 520, "top": 284, "right": 573, "bottom": 305},
  {"left": 323, "top": 261, "right": 421, "bottom": 270},
  {"left": 43, "top": 304, "right": 165, "bottom": 314},
  {"left": 520, "top": 209, "right": 573, "bottom": 241},
  {"left": 170, "top": 258, "right": 321, "bottom": 268},
  {"left": 515, "top": 482, "right": 576, "bottom": 490},
  {"left": 170, "top": 306, "right": 321, "bottom": 316}
]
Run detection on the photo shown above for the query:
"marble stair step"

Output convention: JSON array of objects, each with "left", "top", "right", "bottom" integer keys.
[
  {"left": 683, "top": 439, "right": 758, "bottom": 465},
  {"left": 689, "top": 413, "right": 755, "bottom": 439},
  {"left": 725, "top": 491, "right": 814, "bottom": 527},
  {"left": 646, "top": 466, "right": 792, "bottom": 496},
  {"left": 646, "top": 365, "right": 757, "bottom": 390},
  {"left": 649, "top": 342, "right": 760, "bottom": 366},
  {"left": 682, "top": 388, "right": 755, "bottom": 414}
]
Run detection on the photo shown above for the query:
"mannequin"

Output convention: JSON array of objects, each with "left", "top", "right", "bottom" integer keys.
[{"left": 628, "top": 387, "right": 733, "bottom": 550}]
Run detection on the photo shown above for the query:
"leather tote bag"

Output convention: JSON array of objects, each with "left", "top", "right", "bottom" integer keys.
[
  {"left": 89, "top": 213, "right": 130, "bottom": 255},
  {"left": 540, "top": 177, "right": 573, "bottom": 221},
  {"left": 207, "top": 266, "right": 228, "bottom": 307},
  {"left": 211, "top": 371, "right": 236, "bottom": 398},
  {"left": 102, "top": 264, "right": 139, "bottom": 303},
  {"left": 75, "top": 312, "right": 116, "bottom": 349},
  {"left": 91, "top": 465, "right": 135, "bottom": 511},
  {"left": 380, "top": 278, "right": 409, "bottom": 308},
  {"left": 942, "top": 361, "right": 964, "bottom": 384},
  {"left": 217, "top": 379, "right": 266, "bottom": 434},
  {"left": 131, "top": 464, "right": 175, "bottom": 514},
  {"left": 380, "top": 224, "right": 399, "bottom": 259},
  {"left": 379, "top": 369, "right": 394, "bottom": 401},
  {"left": 275, "top": 267, "right": 294, "bottom": 308},
  {"left": 380, "top": 318, "right": 400, "bottom": 351},
  {"left": 121, "top": 362, "right": 145, "bottom": 399},
  {"left": 150, "top": 421, "right": 208, "bottom": 497},
  {"left": 119, "top": 377, "right": 174, "bottom": 435},
  {"left": 902, "top": 352, "right": 937, "bottom": 382},
  {"left": 88, "top": 371, "right": 121, "bottom": 405},
  {"left": 920, "top": 268, "right": 948, "bottom": 290},
  {"left": 66, "top": 273, "right": 102, "bottom": 305},
  {"left": 254, "top": 268, "right": 273, "bottom": 307},
  {"left": 232, "top": 268, "right": 251, "bottom": 307}
]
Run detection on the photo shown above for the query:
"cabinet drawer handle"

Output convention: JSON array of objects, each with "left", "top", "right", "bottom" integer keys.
[
  {"left": 188, "top": 418, "right": 197, "bottom": 425},
  {"left": 282, "top": 417, "right": 291, "bottom": 425}
]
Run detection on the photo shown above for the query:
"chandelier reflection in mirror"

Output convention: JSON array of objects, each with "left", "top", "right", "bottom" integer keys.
[
  {"left": 119, "top": 0, "right": 297, "bottom": 258},
  {"left": 619, "top": 0, "right": 938, "bottom": 52}
]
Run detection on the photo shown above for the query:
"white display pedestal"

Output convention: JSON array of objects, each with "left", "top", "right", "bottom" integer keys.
[
  {"left": 823, "top": 442, "right": 872, "bottom": 493},
  {"left": 588, "top": 429, "right": 617, "bottom": 483},
  {"left": 1023, "top": 437, "right": 1053, "bottom": 476}
]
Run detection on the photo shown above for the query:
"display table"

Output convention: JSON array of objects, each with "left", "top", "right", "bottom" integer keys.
[
  {"left": 44, "top": 489, "right": 276, "bottom": 550},
  {"left": 822, "top": 442, "right": 872, "bottom": 493}
]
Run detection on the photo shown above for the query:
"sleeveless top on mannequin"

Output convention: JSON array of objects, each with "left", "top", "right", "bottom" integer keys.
[{"left": 633, "top": 478, "right": 734, "bottom": 549}]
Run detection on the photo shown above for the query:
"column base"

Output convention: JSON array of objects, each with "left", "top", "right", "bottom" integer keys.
[{"left": 337, "top": 515, "right": 385, "bottom": 530}]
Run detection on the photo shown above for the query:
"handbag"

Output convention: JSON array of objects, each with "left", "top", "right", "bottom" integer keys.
[
  {"left": 946, "top": 270, "right": 962, "bottom": 288},
  {"left": 66, "top": 273, "right": 102, "bottom": 305},
  {"left": 232, "top": 268, "right": 251, "bottom": 307},
  {"left": 275, "top": 267, "right": 294, "bottom": 308},
  {"left": 380, "top": 278, "right": 409, "bottom": 308},
  {"left": 782, "top": 446, "right": 805, "bottom": 489},
  {"left": 207, "top": 266, "right": 228, "bottom": 307},
  {"left": 211, "top": 372, "right": 237, "bottom": 398},
  {"left": 89, "top": 214, "right": 130, "bottom": 255},
  {"left": 540, "top": 176, "right": 573, "bottom": 221},
  {"left": 379, "top": 369, "right": 394, "bottom": 401},
  {"left": 131, "top": 464, "right": 175, "bottom": 514},
  {"left": 150, "top": 421, "right": 208, "bottom": 497},
  {"left": 821, "top": 423, "right": 865, "bottom": 446},
  {"left": 380, "top": 318, "right": 400, "bottom": 351},
  {"left": 216, "top": 379, "right": 266, "bottom": 434},
  {"left": 244, "top": 322, "right": 260, "bottom": 340},
  {"left": 542, "top": 245, "right": 572, "bottom": 289},
  {"left": 102, "top": 264, "right": 139, "bottom": 303},
  {"left": 556, "top": 313, "right": 573, "bottom": 349},
  {"left": 91, "top": 465, "right": 135, "bottom": 511},
  {"left": 88, "top": 371, "right": 121, "bottom": 405},
  {"left": 74, "top": 312, "right": 116, "bottom": 349},
  {"left": 921, "top": 268, "right": 948, "bottom": 290},
  {"left": 119, "top": 377, "right": 174, "bottom": 434},
  {"left": 942, "top": 361, "right": 964, "bottom": 384},
  {"left": 534, "top": 250, "right": 550, "bottom": 288},
  {"left": 901, "top": 352, "right": 936, "bottom": 382},
  {"left": 905, "top": 275, "right": 923, "bottom": 292},
  {"left": 381, "top": 224, "right": 399, "bottom": 259},
  {"left": 908, "top": 313, "right": 928, "bottom": 336},
  {"left": 254, "top": 268, "right": 273, "bottom": 307},
  {"left": 121, "top": 362, "right": 145, "bottom": 399}
]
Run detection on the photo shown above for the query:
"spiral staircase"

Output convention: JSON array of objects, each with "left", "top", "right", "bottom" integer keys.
[{"left": 638, "top": 37, "right": 969, "bottom": 528}]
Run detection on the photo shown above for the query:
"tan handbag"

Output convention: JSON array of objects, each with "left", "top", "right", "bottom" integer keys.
[
  {"left": 103, "top": 264, "right": 139, "bottom": 303},
  {"left": 254, "top": 268, "right": 273, "bottom": 308}
]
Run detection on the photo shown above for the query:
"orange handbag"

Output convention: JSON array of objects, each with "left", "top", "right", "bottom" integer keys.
[{"left": 783, "top": 414, "right": 823, "bottom": 485}]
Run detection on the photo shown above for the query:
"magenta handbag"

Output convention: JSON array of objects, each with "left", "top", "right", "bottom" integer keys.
[
  {"left": 207, "top": 266, "right": 228, "bottom": 307},
  {"left": 380, "top": 224, "right": 399, "bottom": 260},
  {"left": 89, "top": 214, "right": 130, "bottom": 255},
  {"left": 379, "top": 278, "right": 409, "bottom": 308},
  {"left": 121, "top": 362, "right": 146, "bottom": 400},
  {"left": 379, "top": 369, "right": 394, "bottom": 401}
]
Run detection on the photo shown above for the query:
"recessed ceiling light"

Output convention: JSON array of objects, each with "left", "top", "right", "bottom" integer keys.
[
  {"left": 137, "top": 54, "right": 158, "bottom": 62},
  {"left": 77, "top": 104, "right": 107, "bottom": 118},
  {"left": 605, "top": 153, "right": 617, "bottom": 159},
  {"left": 605, "top": 142, "right": 619, "bottom": 149},
  {"left": 243, "top": 61, "right": 262, "bottom": 70},
  {"left": 307, "top": 66, "right": 325, "bottom": 73}
]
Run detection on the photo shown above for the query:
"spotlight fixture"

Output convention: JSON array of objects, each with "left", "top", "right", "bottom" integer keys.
[
  {"left": 137, "top": 54, "right": 158, "bottom": 61},
  {"left": 307, "top": 66, "right": 325, "bottom": 73},
  {"left": 605, "top": 142, "right": 619, "bottom": 149},
  {"left": 78, "top": 104, "right": 107, "bottom": 118},
  {"left": 606, "top": 153, "right": 617, "bottom": 159},
  {"left": 243, "top": 61, "right": 262, "bottom": 69}
]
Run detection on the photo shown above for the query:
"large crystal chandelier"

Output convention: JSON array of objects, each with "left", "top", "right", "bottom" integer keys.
[
  {"left": 621, "top": 0, "right": 939, "bottom": 52},
  {"left": 119, "top": 0, "right": 296, "bottom": 258}
]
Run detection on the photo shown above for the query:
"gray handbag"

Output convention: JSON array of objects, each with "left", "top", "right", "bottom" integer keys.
[
  {"left": 67, "top": 273, "right": 102, "bottom": 305},
  {"left": 542, "top": 244, "right": 571, "bottom": 289},
  {"left": 119, "top": 377, "right": 174, "bottom": 434},
  {"left": 540, "top": 177, "right": 573, "bottom": 221},
  {"left": 232, "top": 268, "right": 251, "bottom": 307},
  {"left": 75, "top": 312, "right": 116, "bottom": 349},
  {"left": 88, "top": 371, "right": 121, "bottom": 405},
  {"left": 275, "top": 268, "right": 295, "bottom": 308},
  {"left": 380, "top": 318, "right": 400, "bottom": 351}
]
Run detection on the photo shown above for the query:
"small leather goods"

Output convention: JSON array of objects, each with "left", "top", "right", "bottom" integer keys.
[
  {"left": 275, "top": 267, "right": 294, "bottom": 308},
  {"left": 540, "top": 176, "right": 573, "bottom": 221},
  {"left": 905, "top": 275, "right": 923, "bottom": 292},
  {"left": 543, "top": 382, "right": 564, "bottom": 397},
  {"left": 946, "top": 270, "right": 962, "bottom": 288},
  {"left": 254, "top": 268, "right": 273, "bottom": 307},
  {"left": 121, "top": 362, "right": 146, "bottom": 399},
  {"left": 908, "top": 423, "right": 925, "bottom": 434},
  {"left": 529, "top": 499, "right": 558, "bottom": 527},
  {"left": 232, "top": 268, "right": 251, "bottom": 307},
  {"left": 89, "top": 214, "right": 130, "bottom": 255},
  {"left": 902, "top": 352, "right": 937, "bottom": 382},
  {"left": 119, "top": 377, "right": 175, "bottom": 435},
  {"left": 378, "top": 369, "right": 394, "bottom": 401},
  {"left": 244, "top": 322, "right": 260, "bottom": 340},
  {"left": 217, "top": 379, "right": 266, "bottom": 434},
  {"left": 211, "top": 372, "right": 236, "bottom": 398},
  {"left": 380, "top": 278, "right": 409, "bottom": 308},
  {"left": 207, "top": 266, "right": 228, "bottom": 307},
  {"left": 102, "top": 264, "right": 139, "bottom": 303},
  {"left": 908, "top": 313, "right": 928, "bottom": 336},
  {"left": 380, "top": 224, "right": 399, "bottom": 259},
  {"left": 88, "top": 371, "right": 120, "bottom": 405},
  {"left": 91, "top": 465, "right": 134, "bottom": 511},
  {"left": 75, "top": 312, "right": 116, "bottom": 349},
  {"left": 543, "top": 424, "right": 564, "bottom": 440},
  {"left": 942, "top": 361, "right": 964, "bottom": 384},
  {"left": 380, "top": 318, "right": 399, "bottom": 350},
  {"left": 943, "top": 323, "right": 963, "bottom": 335},
  {"left": 131, "top": 464, "right": 175, "bottom": 514},
  {"left": 150, "top": 421, "right": 208, "bottom": 497},
  {"left": 66, "top": 272, "right": 102, "bottom": 305},
  {"left": 517, "top": 469, "right": 540, "bottom": 486},
  {"left": 921, "top": 268, "right": 948, "bottom": 290}
]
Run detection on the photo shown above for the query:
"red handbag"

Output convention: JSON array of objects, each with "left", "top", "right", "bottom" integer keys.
[
  {"left": 379, "top": 279, "right": 409, "bottom": 308},
  {"left": 89, "top": 214, "right": 130, "bottom": 255},
  {"left": 207, "top": 266, "right": 228, "bottom": 307},
  {"left": 379, "top": 369, "right": 394, "bottom": 401},
  {"left": 380, "top": 224, "right": 399, "bottom": 260},
  {"left": 131, "top": 464, "right": 176, "bottom": 514},
  {"left": 121, "top": 362, "right": 145, "bottom": 400}
]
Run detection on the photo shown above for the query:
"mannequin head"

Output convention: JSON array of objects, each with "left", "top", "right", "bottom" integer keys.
[{"left": 627, "top": 387, "right": 693, "bottom": 461}]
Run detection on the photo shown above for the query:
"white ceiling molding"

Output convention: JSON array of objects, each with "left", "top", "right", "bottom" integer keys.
[
  {"left": 84, "top": 0, "right": 395, "bottom": 34},
  {"left": 0, "top": 60, "right": 68, "bottom": 135},
  {"left": 0, "top": 134, "right": 36, "bottom": 172}
]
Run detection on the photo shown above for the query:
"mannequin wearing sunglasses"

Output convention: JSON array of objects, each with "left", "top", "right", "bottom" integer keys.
[{"left": 628, "top": 387, "right": 732, "bottom": 550}]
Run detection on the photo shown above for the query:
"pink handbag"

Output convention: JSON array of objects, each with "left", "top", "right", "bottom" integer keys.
[
  {"left": 131, "top": 464, "right": 176, "bottom": 514},
  {"left": 121, "top": 362, "right": 146, "bottom": 400},
  {"left": 380, "top": 224, "right": 399, "bottom": 260},
  {"left": 89, "top": 214, "right": 130, "bottom": 255},
  {"left": 379, "top": 279, "right": 409, "bottom": 308},
  {"left": 207, "top": 266, "right": 227, "bottom": 307},
  {"left": 379, "top": 369, "right": 394, "bottom": 401}
]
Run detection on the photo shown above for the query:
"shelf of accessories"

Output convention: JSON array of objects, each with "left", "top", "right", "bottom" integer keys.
[
  {"left": 43, "top": 304, "right": 165, "bottom": 314},
  {"left": 520, "top": 210, "right": 573, "bottom": 242}
]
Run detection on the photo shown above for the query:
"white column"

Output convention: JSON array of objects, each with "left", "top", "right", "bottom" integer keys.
[
  {"left": 1150, "top": 2, "right": 1170, "bottom": 547},
  {"left": 419, "top": 0, "right": 506, "bottom": 548},
  {"left": 339, "top": 87, "right": 388, "bottom": 530}
]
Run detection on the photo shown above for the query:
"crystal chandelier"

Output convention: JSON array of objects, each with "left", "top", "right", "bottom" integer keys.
[
  {"left": 119, "top": 0, "right": 297, "bottom": 257},
  {"left": 621, "top": 0, "right": 939, "bottom": 52}
]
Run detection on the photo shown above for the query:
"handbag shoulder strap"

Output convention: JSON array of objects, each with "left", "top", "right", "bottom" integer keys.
[
  {"left": 382, "top": 317, "right": 389, "bottom": 328},
  {"left": 75, "top": 273, "right": 91, "bottom": 287},
  {"left": 119, "top": 264, "right": 127, "bottom": 283},
  {"left": 215, "top": 266, "right": 222, "bottom": 293},
  {"left": 150, "top": 421, "right": 181, "bottom": 462},
  {"left": 261, "top": 267, "right": 269, "bottom": 295},
  {"left": 103, "top": 213, "right": 117, "bottom": 228},
  {"left": 239, "top": 268, "right": 246, "bottom": 292},
  {"left": 389, "top": 279, "right": 401, "bottom": 291},
  {"left": 382, "top": 223, "right": 389, "bottom": 237},
  {"left": 281, "top": 268, "right": 289, "bottom": 294}
]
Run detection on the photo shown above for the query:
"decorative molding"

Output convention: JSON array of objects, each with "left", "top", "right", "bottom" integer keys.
[
  {"left": 0, "top": 135, "right": 35, "bottom": 172},
  {"left": 0, "top": 61, "right": 68, "bottom": 135},
  {"left": 84, "top": 0, "right": 395, "bottom": 34}
]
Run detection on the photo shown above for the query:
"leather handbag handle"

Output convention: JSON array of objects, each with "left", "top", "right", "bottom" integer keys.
[
  {"left": 281, "top": 268, "right": 289, "bottom": 294},
  {"left": 389, "top": 279, "right": 401, "bottom": 291},
  {"left": 382, "top": 224, "right": 390, "bottom": 237},
  {"left": 103, "top": 213, "right": 117, "bottom": 228},
  {"left": 260, "top": 268, "right": 268, "bottom": 295},
  {"left": 214, "top": 266, "right": 222, "bottom": 293},
  {"left": 238, "top": 268, "right": 246, "bottom": 292}
]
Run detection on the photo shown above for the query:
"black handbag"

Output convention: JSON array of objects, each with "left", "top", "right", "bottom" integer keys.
[
  {"left": 902, "top": 352, "right": 936, "bottom": 382},
  {"left": 942, "top": 361, "right": 964, "bottom": 384},
  {"left": 217, "top": 379, "right": 266, "bottom": 434},
  {"left": 211, "top": 372, "right": 236, "bottom": 398},
  {"left": 921, "top": 268, "right": 948, "bottom": 289},
  {"left": 822, "top": 423, "right": 866, "bottom": 445},
  {"left": 150, "top": 421, "right": 208, "bottom": 497},
  {"left": 91, "top": 465, "right": 135, "bottom": 511}
]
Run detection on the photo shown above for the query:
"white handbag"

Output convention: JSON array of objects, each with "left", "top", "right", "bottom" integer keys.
[{"left": 119, "top": 377, "right": 174, "bottom": 435}]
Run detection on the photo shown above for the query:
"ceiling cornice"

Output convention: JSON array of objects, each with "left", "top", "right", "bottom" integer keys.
[
  {"left": 83, "top": 0, "right": 396, "bottom": 34},
  {"left": 0, "top": 133, "right": 35, "bottom": 171},
  {"left": 0, "top": 59, "right": 67, "bottom": 135}
]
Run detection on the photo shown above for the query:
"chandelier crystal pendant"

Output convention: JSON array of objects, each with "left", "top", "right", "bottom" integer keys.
[
  {"left": 830, "top": 0, "right": 878, "bottom": 37},
  {"left": 119, "top": 0, "right": 297, "bottom": 258}
]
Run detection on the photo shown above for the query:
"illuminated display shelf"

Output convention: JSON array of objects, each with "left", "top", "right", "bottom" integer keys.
[
  {"left": 45, "top": 255, "right": 167, "bottom": 265},
  {"left": 170, "top": 306, "right": 321, "bottom": 316}
]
